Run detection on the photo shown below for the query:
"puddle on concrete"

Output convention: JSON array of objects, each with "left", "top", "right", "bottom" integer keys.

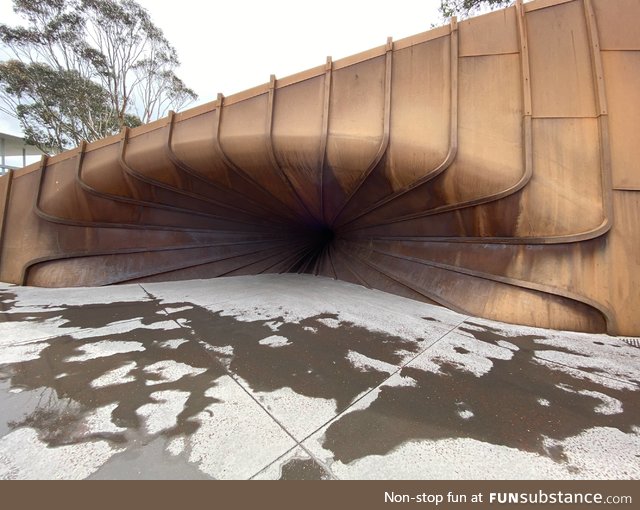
[
  {"left": 163, "top": 305, "right": 422, "bottom": 411},
  {"left": 0, "top": 296, "right": 228, "bottom": 449},
  {"left": 88, "top": 437, "right": 212, "bottom": 480},
  {"left": 1, "top": 293, "right": 426, "bottom": 477},
  {"left": 3, "top": 290, "right": 638, "bottom": 478},
  {"left": 0, "top": 293, "right": 161, "bottom": 328},
  {"left": 321, "top": 322, "right": 640, "bottom": 465},
  {"left": 279, "top": 457, "right": 331, "bottom": 480},
  {"left": 0, "top": 291, "right": 18, "bottom": 313},
  {"left": 3, "top": 341, "right": 226, "bottom": 445},
  {"left": 0, "top": 380, "right": 53, "bottom": 438},
  {"left": 459, "top": 322, "right": 573, "bottom": 356}
]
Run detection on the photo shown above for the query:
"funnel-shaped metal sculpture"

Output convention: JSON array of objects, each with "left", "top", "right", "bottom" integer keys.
[{"left": 1, "top": 0, "right": 639, "bottom": 335}]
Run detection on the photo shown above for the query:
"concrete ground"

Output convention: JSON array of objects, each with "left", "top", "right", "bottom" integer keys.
[{"left": 0, "top": 274, "right": 638, "bottom": 480}]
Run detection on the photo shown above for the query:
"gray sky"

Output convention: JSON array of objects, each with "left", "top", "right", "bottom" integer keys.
[{"left": 0, "top": 0, "right": 444, "bottom": 138}]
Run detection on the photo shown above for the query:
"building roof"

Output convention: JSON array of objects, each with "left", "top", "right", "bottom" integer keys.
[{"left": 0, "top": 132, "right": 44, "bottom": 158}]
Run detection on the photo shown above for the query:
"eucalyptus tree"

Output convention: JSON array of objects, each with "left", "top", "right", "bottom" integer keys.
[
  {"left": 439, "top": 0, "right": 512, "bottom": 19},
  {"left": 0, "top": 0, "right": 197, "bottom": 153}
]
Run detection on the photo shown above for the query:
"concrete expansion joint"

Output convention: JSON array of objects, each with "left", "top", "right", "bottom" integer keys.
[
  {"left": 137, "top": 283, "right": 338, "bottom": 479},
  {"left": 137, "top": 282, "right": 473, "bottom": 480},
  {"left": 291, "top": 315, "right": 471, "bottom": 451}
]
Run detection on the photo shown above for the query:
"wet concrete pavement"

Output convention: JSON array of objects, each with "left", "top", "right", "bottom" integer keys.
[{"left": 0, "top": 274, "right": 638, "bottom": 479}]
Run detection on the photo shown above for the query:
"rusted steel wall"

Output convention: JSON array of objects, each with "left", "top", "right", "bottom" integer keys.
[{"left": 0, "top": 0, "right": 638, "bottom": 335}]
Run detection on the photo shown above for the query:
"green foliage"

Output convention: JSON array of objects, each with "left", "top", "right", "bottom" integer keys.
[
  {"left": 1, "top": 60, "right": 116, "bottom": 151},
  {"left": 439, "top": 0, "right": 512, "bottom": 19},
  {"left": 0, "top": 0, "right": 197, "bottom": 153}
]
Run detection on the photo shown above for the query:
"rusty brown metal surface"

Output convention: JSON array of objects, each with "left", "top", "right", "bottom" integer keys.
[{"left": 0, "top": 0, "right": 638, "bottom": 335}]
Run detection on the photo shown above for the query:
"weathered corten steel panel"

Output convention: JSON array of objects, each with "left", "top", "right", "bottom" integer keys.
[{"left": 0, "top": 0, "right": 638, "bottom": 335}]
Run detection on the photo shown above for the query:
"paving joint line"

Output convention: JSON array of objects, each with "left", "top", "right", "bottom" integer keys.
[
  {"left": 529, "top": 353, "right": 640, "bottom": 389},
  {"left": 246, "top": 427, "right": 338, "bottom": 480},
  {"left": 137, "top": 283, "right": 338, "bottom": 480},
  {"left": 139, "top": 288, "right": 628, "bottom": 478},
  {"left": 246, "top": 440, "right": 341, "bottom": 480},
  {"left": 224, "top": 371, "right": 340, "bottom": 480},
  {"left": 248, "top": 444, "right": 300, "bottom": 480},
  {"left": 294, "top": 314, "right": 470, "bottom": 448}
]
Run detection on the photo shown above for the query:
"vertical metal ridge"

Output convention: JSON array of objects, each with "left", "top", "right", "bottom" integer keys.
[
  {"left": 583, "top": 0, "right": 608, "bottom": 116},
  {"left": 164, "top": 110, "right": 290, "bottom": 224},
  {"left": 117, "top": 126, "right": 142, "bottom": 201},
  {"left": 320, "top": 56, "right": 333, "bottom": 224},
  {"left": 335, "top": 18, "right": 459, "bottom": 229},
  {"left": 516, "top": 0, "right": 532, "bottom": 117},
  {"left": 22, "top": 155, "right": 49, "bottom": 284},
  {"left": 33, "top": 153, "right": 51, "bottom": 221},
  {"left": 583, "top": 0, "right": 614, "bottom": 238},
  {"left": 341, "top": 8, "right": 533, "bottom": 233},
  {"left": 448, "top": 16, "right": 459, "bottom": 153},
  {"left": 164, "top": 110, "right": 216, "bottom": 201},
  {"left": 119, "top": 123, "right": 233, "bottom": 213},
  {"left": 165, "top": 109, "right": 208, "bottom": 184},
  {"left": 330, "top": 37, "right": 394, "bottom": 228},
  {"left": 212, "top": 93, "right": 300, "bottom": 221},
  {"left": 516, "top": 0, "right": 534, "bottom": 199},
  {"left": 0, "top": 169, "right": 14, "bottom": 265},
  {"left": 265, "top": 74, "right": 318, "bottom": 224}
]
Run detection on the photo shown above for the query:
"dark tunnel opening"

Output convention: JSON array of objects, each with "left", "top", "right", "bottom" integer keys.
[{"left": 288, "top": 224, "right": 338, "bottom": 274}]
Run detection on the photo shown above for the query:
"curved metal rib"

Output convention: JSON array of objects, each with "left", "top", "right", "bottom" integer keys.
[
  {"left": 265, "top": 75, "right": 318, "bottom": 224},
  {"left": 329, "top": 37, "right": 394, "bottom": 227},
  {"left": 164, "top": 110, "right": 290, "bottom": 225},
  {"left": 335, "top": 19, "right": 459, "bottom": 230},
  {"left": 212, "top": 93, "right": 301, "bottom": 222},
  {"left": 353, "top": 0, "right": 612, "bottom": 245}
]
